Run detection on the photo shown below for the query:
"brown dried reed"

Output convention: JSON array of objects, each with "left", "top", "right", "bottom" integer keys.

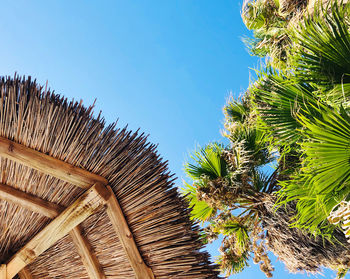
[{"left": 0, "top": 75, "right": 220, "bottom": 278}]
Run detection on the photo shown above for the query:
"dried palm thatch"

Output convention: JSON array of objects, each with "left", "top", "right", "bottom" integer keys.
[
  {"left": 0, "top": 75, "right": 220, "bottom": 279},
  {"left": 279, "top": 0, "right": 307, "bottom": 15},
  {"left": 260, "top": 194, "right": 350, "bottom": 274},
  {"left": 328, "top": 201, "right": 350, "bottom": 241}
]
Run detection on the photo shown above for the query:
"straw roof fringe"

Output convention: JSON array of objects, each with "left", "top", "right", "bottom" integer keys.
[{"left": 0, "top": 75, "right": 220, "bottom": 278}]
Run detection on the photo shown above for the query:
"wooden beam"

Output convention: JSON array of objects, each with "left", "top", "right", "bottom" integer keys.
[
  {"left": 0, "top": 137, "right": 108, "bottom": 188},
  {"left": 18, "top": 267, "right": 33, "bottom": 279},
  {"left": 0, "top": 264, "right": 6, "bottom": 279},
  {"left": 105, "top": 186, "right": 154, "bottom": 279},
  {"left": 0, "top": 183, "right": 107, "bottom": 279},
  {"left": 6, "top": 183, "right": 110, "bottom": 279},
  {"left": 0, "top": 183, "right": 63, "bottom": 218},
  {"left": 70, "top": 227, "right": 106, "bottom": 279}
]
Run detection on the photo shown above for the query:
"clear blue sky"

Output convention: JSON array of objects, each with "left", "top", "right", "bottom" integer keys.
[{"left": 0, "top": 0, "right": 340, "bottom": 278}]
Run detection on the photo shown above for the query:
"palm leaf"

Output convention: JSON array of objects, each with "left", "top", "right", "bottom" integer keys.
[
  {"left": 182, "top": 181, "right": 216, "bottom": 222},
  {"left": 279, "top": 104, "right": 350, "bottom": 233},
  {"left": 229, "top": 124, "right": 272, "bottom": 167},
  {"left": 224, "top": 100, "right": 250, "bottom": 124},
  {"left": 185, "top": 143, "right": 227, "bottom": 180},
  {"left": 216, "top": 250, "right": 250, "bottom": 275},
  {"left": 291, "top": 1, "right": 350, "bottom": 86},
  {"left": 252, "top": 71, "right": 319, "bottom": 144}
]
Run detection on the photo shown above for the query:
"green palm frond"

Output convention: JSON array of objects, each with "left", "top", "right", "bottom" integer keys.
[
  {"left": 229, "top": 124, "right": 272, "bottom": 167},
  {"left": 291, "top": 1, "right": 350, "bottom": 86},
  {"left": 224, "top": 100, "right": 250, "bottom": 124},
  {"left": 328, "top": 83, "right": 350, "bottom": 107},
  {"left": 252, "top": 71, "right": 319, "bottom": 144},
  {"left": 300, "top": 105, "right": 350, "bottom": 196},
  {"left": 279, "top": 104, "right": 350, "bottom": 233},
  {"left": 182, "top": 182, "right": 216, "bottom": 222},
  {"left": 185, "top": 143, "right": 228, "bottom": 180},
  {"left": 251, "top": 169, "right": 270, "bottom": 192},
  {"left": 216, "top": 249, "right": 250, "bottom": 275}
]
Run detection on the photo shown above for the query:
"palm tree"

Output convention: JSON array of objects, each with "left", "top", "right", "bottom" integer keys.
[
  {"left": 184, "top": 98, "right": 350, "bottom": 278},
  {"left": 183, "top": 103, "right": 276, "bottom": 277},
  {"left": 253, "top": 0, "right": 350, "bottom": 235},
  {"left": 184, "top": 1, "right": 350, "bottom": 277}
]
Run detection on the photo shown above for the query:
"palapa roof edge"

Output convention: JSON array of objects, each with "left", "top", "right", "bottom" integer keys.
[{"left": 0, "top": 75, "right": 221, "bottom": 278}]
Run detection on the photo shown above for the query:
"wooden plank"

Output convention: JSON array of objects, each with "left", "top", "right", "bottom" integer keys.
[
  {"left": 6, "top": 183, "right": 111, "bottom": 279},
  {"left": 18, "top": 267, "right": 32, "bottom": 279},
  {"left": 105, "top": 186, "right": 154, "bottom": 279},
  {"left": 0, "top": 137, "right": 108, "bottom": 188},
  {"left": 0, "top": 264, "right": 6, "bottom": 279},
  {"left": 70, "top": 227, "right": 106, "bottom": 279},
  {"left": 0, "top": 183, "right": 63, "bottom": 218}
]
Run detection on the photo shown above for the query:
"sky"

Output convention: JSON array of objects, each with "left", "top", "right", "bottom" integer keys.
[{"left": 0, "top": 0, "right": 342, "bottom": 278}]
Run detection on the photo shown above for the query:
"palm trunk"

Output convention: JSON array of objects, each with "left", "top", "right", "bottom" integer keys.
[{"left": 259, "top": 194, "right": 350, "bottom": 273}]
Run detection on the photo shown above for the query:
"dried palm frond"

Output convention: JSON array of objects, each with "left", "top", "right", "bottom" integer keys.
[
  {"left": 261, "top": 195, "right": 350, "bottom": 274},
  {"left": 329, "top": 201, "right": 350, "bottom": 241}
]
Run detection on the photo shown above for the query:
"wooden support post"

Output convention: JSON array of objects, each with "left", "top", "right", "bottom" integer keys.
[
  {"left": 70, "top": 227, "right": 106, "bottom": 279},
  {"left": 0, "top": 183, "right": 63, "bottom": 218},
  {"left": 6, "top": 183, "right": 110, "bottom": 279},
  {"left": 106, "top": 186, "right": 154, "bottom": 279},
  {"left": 0, "top": 137, "right": 108, "bottom": 188},
  {"left": 18, "top": 267, "right": 32, "bottom": 279},
  {"left": 0, "top": 264, "right": 6, "bottom": 279}
]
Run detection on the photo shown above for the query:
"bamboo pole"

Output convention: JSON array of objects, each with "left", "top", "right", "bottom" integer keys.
[
  {"left": 6, "top": 183, "right": 110, "bottom": 279},
  {"left": 106, "top": 186, "right": 155, "bottom": 279},
  {"left": 0, "top": 137, "right": 108, "bottom": 188}
]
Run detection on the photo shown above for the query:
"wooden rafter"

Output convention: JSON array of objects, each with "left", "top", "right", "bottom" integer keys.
[
  {"left": 69, "top": 227, "right": 106, "bottom": 279},
  {"left": 106, "top": 186, "right": 155, "bottom": 279},
  {"left": 5, "top": 183, "right": 110, "bottom": 279},
  {"left": 0, "top": 137, "right": 155, "bottom": 279},
  {"left": 0, "top": 137, "right": 108, "bottom": 188},
  {"left": 0, "top": 182, "right": 155, "bottom": 279},
  {"left": 0, "top": 183, "right": 63, "bottom": 219}
]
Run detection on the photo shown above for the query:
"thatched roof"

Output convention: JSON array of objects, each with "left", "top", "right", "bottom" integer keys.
[{"left": 0, "top": 75, "right": 220, "bottom": 279}]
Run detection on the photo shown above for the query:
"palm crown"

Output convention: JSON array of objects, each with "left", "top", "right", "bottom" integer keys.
[{"left": 183, "top": 1, "right": 350, "bottom": 278}]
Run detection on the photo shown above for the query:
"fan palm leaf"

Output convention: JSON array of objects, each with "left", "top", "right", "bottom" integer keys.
[
  {"left": 279, "top": 104, "right": 350, "bottom": 233},
  {"left": 224, "top": 100, "right": 250, "bottom": 124},
  {"left": 228, "top": 124, "right": 272, "bottom": 167},
  {"left": 291, "top": 1, "right": 350, "bottom": 86},
  {"left": 185, "top": 143, "right": 228, "bottom": 180},
  {"left": 182, "top": 182, "right": 217, "bottom": 222},
  {"left": 252, "top": 71, "right": 319, "bottom": 144}
]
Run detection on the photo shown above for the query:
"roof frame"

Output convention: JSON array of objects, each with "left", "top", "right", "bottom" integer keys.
[
  {"left": 0, "top": 137, "right": 155, "bottom": 279},
  {"left": 0, "top": 181, "right": 106, "bottom": 279},
  {"left": 6, "top": 183, "right": 110, "bottom": 279}
]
